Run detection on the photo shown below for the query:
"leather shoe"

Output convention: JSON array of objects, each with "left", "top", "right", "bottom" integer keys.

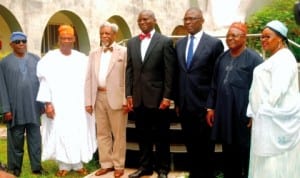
[
  {"left": 94, "top": 167, "right": 114, "bottom": 176},
  {"left": 13, "top": 169, "right": 21, "bottom": 177},
  {"left": 76, "top": 168, "right": 88, "bottom": 176},
  {"left": 129, "top": 169, "right": 153, "bottom": 178},
  {"left": 158, "top": 172, "right": 168, "bottom": 178},
  {"left": 32, "top": 168, "right": 48, "bottom": 175},
  {"left": 114, "top": 169, "right": 124, "bottom": 178}
]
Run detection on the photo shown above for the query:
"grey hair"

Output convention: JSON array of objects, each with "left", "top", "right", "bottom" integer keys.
[{"left": 100, "top": 21, "right": 119, "bottom": 33}]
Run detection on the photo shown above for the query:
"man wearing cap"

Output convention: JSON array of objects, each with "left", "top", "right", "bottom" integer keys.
[
  {"left": 247, "top": 20, "right": 300, "bottom": 178},
  {"left": 0, "top": 31, "right": 47, "bottom": 176},
  {"left": 206, "top": 22, "right": 263, "bottom": 178},
  {"left": 36, "top": 25, "right": 97, "bottom": 177}
]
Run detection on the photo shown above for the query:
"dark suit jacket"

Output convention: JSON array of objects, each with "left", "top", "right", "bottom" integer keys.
[
  {"left": 175, "top": 32, "right": 224, "bottom": 111},
  {"left": 126, "top": 32, "right": 177, "bottom": 108}
]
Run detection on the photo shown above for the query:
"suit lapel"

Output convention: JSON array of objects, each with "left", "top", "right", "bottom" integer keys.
[
  {"left": 94, "top": 48, "right": 102, "bottom": 79},
  {"left": 178, "top": 36, "right": 188, "bottom": 71},
  {"left": 142, "top": 33, "right": 159, "bottom": 65},
  {"left": 133, "top": 37, "right": 143, "bottom": 65},
  {"left": 107, "top": 45, "right": 118, "bottom": 76},
  {"left": 190, "top": 34, "right": 207, "bottom": 69}
]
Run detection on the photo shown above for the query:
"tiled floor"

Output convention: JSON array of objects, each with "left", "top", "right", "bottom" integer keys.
[{"left": 84, "top": 168, "right": 189, "bottom": 178}]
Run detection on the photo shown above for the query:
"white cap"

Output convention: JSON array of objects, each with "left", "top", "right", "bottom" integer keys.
[{"left": 265, "top": 20, "right": 288, "bottom": 38}]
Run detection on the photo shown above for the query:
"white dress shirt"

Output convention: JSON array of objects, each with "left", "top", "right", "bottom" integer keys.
[
  {"left": 141, "top": 29, "right": 155, "bottom": 61},
  {"left": 98, "top": 46, "right": 113, "bottom": 87}
]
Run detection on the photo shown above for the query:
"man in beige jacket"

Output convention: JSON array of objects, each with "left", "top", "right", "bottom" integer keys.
[{"left": 84, "top": 21, "right": 128, "bottom": 178}]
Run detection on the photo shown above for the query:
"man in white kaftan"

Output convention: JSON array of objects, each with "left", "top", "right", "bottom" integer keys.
[{"left": 36, "top": 25, "right": 97, "bottom": 177}]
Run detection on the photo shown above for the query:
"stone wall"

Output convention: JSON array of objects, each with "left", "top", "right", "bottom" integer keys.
[{"left": 0, "top": 0, "right": 272, "bottom": 56}]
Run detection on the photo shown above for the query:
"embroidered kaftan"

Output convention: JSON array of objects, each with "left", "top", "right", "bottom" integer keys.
[{"left": 247, "top": 48, "right": 300, "bottom": 178}]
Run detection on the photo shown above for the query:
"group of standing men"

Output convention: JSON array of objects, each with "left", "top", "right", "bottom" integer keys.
[{"left": 0, "top": 6, "right": 267, "bottom": 178}]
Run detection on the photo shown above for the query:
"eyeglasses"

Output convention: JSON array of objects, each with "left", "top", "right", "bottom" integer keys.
[
  {"left": 12, "top": 40, "right": 27, "bottom": 44},
  {"left": 183, "top": 17, "right": 201, "bottom": 22},
  {"left": 226, "top": 34, "right": 245, "bottom": 39}
]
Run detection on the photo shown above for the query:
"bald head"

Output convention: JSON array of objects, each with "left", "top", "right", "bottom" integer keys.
[
  {"left": 137, "top": 9, "right": 157, "bottom": 34},
  {"left": 183, "top": 7, "right": 204, "bottom": 35},
  {"left": 139, "top": 10, "right": 156, "bottom": 20}
]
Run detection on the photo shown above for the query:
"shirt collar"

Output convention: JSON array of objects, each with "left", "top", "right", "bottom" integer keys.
[{"left": 189, "top": 29, "right": 203, "bottom": 40}]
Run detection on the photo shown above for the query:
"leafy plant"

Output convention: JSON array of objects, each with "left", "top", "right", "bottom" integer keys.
[{"left": 246, "top": 0, "right": 300, "bottom": 61}]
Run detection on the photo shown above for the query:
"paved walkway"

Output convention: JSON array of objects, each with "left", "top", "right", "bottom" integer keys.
[
  {"left": 0, "top": 127, "right": 6, "bottom": 139},
  {"left": 84, "top": 168, "right": 188, "bottom": 178},
  {"left": 0, "top": 127, "right": 189, "bottom": 178}
]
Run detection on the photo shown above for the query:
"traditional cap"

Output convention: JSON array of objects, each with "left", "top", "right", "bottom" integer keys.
[
  {"left": 229, "top": 22, "right": 247, "bottom": 34},
  {"left": 10, "top": 31, "right": 27, "bottom": 42},
  {"left": 58, "top": 25, "right": 74, "bottom": 36},
  {"left": 265, "top": 20, "right": 288, "bottom": 38}
]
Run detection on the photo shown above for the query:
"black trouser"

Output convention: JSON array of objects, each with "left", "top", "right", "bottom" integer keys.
[
  {"left": 134, "top": 106, "right": 171, "bottom": 173},
  {"left": 7, "top": 124, "right": 42, "bottom": 172},
  {"left": 180, "top": 108, "right": 215, "bottom": 178}
]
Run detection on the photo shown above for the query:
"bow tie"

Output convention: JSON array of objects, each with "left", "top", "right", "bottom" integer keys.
[
  {"left": 139, "top": 33, "right": 151, "bottom": 40},
  {"left": 103, "top": 46, "right": 113, "bottom": 53}
]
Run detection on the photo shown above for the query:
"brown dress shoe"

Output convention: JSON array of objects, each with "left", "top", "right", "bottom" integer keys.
[
  {"left": 56, "top": 170, "right": 69, "bottom": 177},
  {"left": 114, "top": 169, "right": 124, "bottom": 178},
  {"left": 76, "top": 168, "right": 88, "bottom": 176},
  {"left": 94, "top": 167, "right": 114, "bottom": 176}
]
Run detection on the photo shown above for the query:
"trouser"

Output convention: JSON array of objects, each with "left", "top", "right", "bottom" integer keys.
[
  {"left": 7, "top": 124, "right": 42, "bottom": 172},
  {"left": 58, "top": 161, "right": 83, "bottom": 171},
  {"left": 134, "top": 106, "right": 171, "bottom": 173},
  {"left": 94, "top": 91, "right": 128, "bottom": 169}
]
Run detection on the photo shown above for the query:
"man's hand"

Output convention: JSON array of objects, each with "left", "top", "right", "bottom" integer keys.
[
  {"left": 3, "top": 112, "right": 13, "bottom": 122},
  {"left": 126, "top": 97, "right": 134, "bottom": 112},
  {"left": 247, "top": 118, "right": 252, "bottom": 128},
  {"left": 45, "top": 103, "right": 55, "bottom": 119},
  {"left": 206, "top": 109, "right": 215, "bottom": 127},
  {"left": 159, "top": 98, "right": 170, "bottom": 110},
  {"left": 122, "top": 105, "right": 130, "bottom": 114},
  {"left": 85, "top": 106, "right": 93, "bottom": 115}
]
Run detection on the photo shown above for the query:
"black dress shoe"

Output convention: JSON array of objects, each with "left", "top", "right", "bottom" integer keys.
[
  {"left": 129, "top": 169, "right": 153, "bottom": 178},
  {"left": 158, "top": 172, "right": 168, "bottom": 178},
  {"left": 32, "top": 168, "right": 49, "bottom": 175},
  {"left": 13, "top": 169, "right": 21, "bottom": 177}
]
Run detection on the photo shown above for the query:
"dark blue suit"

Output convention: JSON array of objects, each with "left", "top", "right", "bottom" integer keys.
[
  {"left": 175, "top": 32, "right": 224, "bottom": 178},
  {"left": 126, "top": 32, "right": 177, "bottom": 173}
]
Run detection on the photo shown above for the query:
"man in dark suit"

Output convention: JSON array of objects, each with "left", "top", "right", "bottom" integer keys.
[
  {"left": 175, "top": 7, "right": 224, "bottom": 178},
  {"left": 126, "top": 10, "right": 177, "bottom": 178}
]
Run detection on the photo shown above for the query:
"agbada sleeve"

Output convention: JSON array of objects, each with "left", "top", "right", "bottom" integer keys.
[{"left": 36, "top": 58, "right": 52, "bottom": 103}]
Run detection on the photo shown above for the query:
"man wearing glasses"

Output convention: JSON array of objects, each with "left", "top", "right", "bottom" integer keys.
[
  {"left": 206, "top": 22, "right": 263, "bottom": 178},
  {"left": 0, "top": 32, "right": 47, "bottom": 177},
  {"left": 175, "top": 7, "right": 224, "bottom": 178}
]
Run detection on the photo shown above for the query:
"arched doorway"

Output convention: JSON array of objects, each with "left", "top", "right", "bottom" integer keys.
[
  {"left": 41, "top": 10, "right": 90, "bottom": 56},
  {"left": 0, "top": 5, "right": 23, "bottom": 58}
]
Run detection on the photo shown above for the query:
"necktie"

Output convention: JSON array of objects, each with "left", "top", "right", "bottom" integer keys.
[
  {"left": 139, "top": 33, "right": 151, "bottom": 40},
  {"left": 103, "top": 46, "right": 113, "bottom": 53},
  {"left": 186, "top": 35, "right": 194, "bottom": 69}
]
